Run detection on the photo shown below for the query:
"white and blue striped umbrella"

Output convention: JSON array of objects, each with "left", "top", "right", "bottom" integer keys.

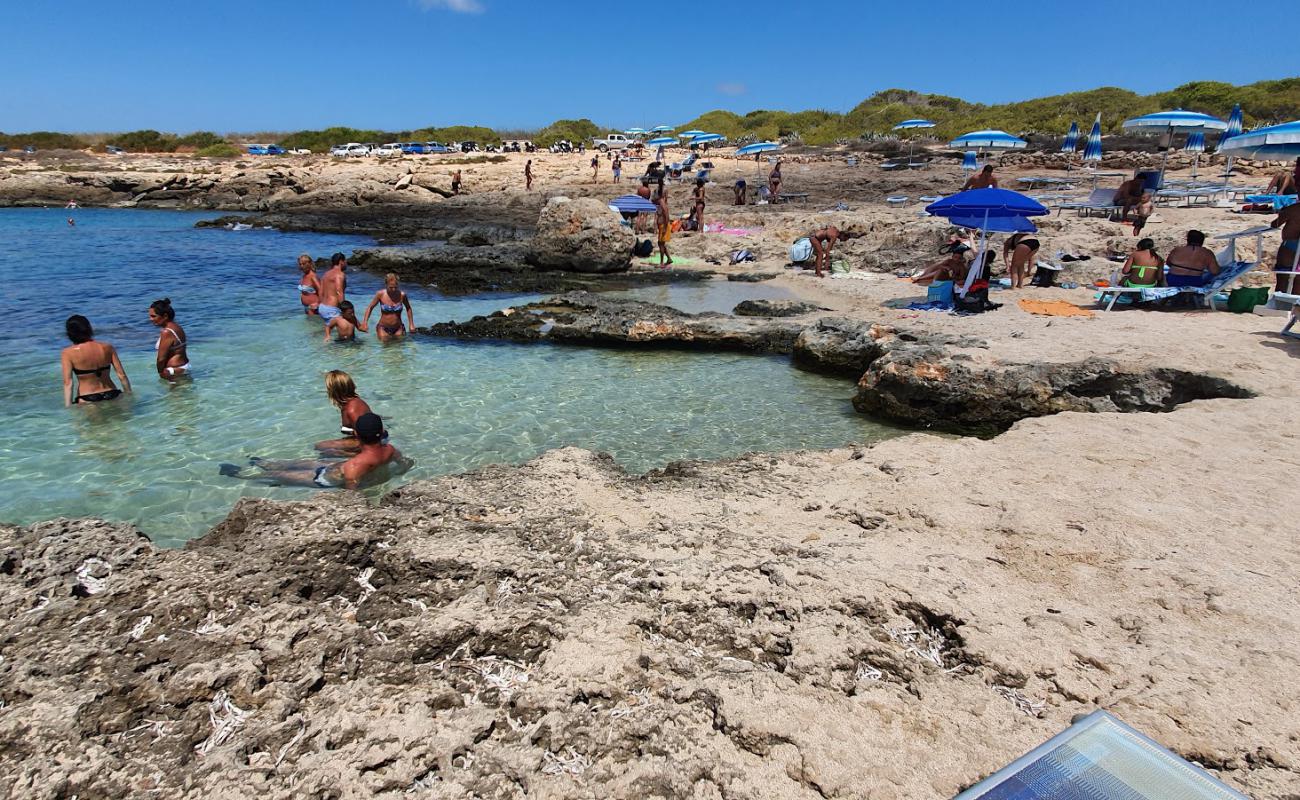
[
  {"left": 961, "top": 150, "right": 978, "bottom": 171},
  {"left": 950, "top": 130, "right": 1027, "bottom": 150},
  {"left": 651, "top": 125, "right": 674, "bottom": 132},
  {"left": 893, "top": 119, "right": 936, "bottom": 130},
  {"left": 1218, "top": 120, "right": 1300, "bottom": 159},
  {"left": 1220, "top": 104, "right": 1243, "bottom": 145},
  {"left": 678, "top": 130, "right": 707, "bottom": 138},
  {"left": 690, "top": 133, "right": 725, "bottom": 143},
  {"left": 646, "top": 137, "right": 676, "bottom": 147},
  {"left": 1121, "top": 109, "right": 1227, "bottom": 132},
  {"left": 609, "top": 194, "right": 657, "bottom": 214},
  {"left": 1060, "top": 121, "right": 1079, "bottom": 153},
  {"left": 1082, "top": 114, "right": 1103, "bottom": 163},
  {"left": 1183, "top": 132, "right": 1206, "bottom": 153},
  {"left": 624, "top": 128, "right": 648, "bottom": 135},
  {"left": 735, "top": 142, "right": 781, "bottom": 156}
]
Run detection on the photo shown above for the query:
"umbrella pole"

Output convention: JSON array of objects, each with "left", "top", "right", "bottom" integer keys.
[
  {"left": 1192, "top": 153, "right": 1199, "bottom": 179},
  {"left": 1158, "top": 150, "right": 1169, "bottom": 189},
  {"left": 960, "top": 210, "right": 990, "bottom": 298}
]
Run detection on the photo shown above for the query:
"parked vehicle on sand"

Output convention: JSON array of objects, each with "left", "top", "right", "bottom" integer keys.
[{"left": 592, "top": 134, "right": 634, "bottom": 152}]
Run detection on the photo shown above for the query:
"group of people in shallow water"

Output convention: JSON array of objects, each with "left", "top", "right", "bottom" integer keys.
[
  {"left": 296, "top": 252, "right": 415, "bottom": 342},
  {"left": 60, "top": 252, "right": 415, "bottom": 490}
]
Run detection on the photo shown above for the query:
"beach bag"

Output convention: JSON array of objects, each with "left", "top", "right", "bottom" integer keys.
[
  {"left": 1226, "top": 286, "right": 1269, "bottom": 313},
  {"left": 729, "top": 249, "right": 755, "bottom": 264},
  {"left": 789, "top": 237, "right": 813, "bottom": 264},
  {"left": 830, "top": 259, "right": 850, "bottom": 274},
  {"left": 927, "top": 280, "right": 955, "bottom": 305},
  {"left": 633, "top": 239, "right": 653, "bottom": 258}
]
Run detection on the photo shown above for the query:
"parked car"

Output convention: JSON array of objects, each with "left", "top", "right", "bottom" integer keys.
[
  {"left": 401, "top": 142, "right": 427, "bottom": 154},
  {"left": 373, "top": 143, "right": 404, "bottom": 158},
  {"left": 330, "top": 144, "right": 350, "bottom": 157},
  {"left": 345, "top": 143, "right": 371, "bottom": 157},
  {"left": 23, "top": 145, "right": 37, "bottom": 154},
  {"left": 423, "top": 141, "right": 449, "bottom": 153},
  {"left": 105, "top": 145, "right": 125, "bottom": 154},
  {"left": 460, "top": 141, "right": 479, "bottom": 153},
  {"left": 288, "top": 148, "right": 312, "bottom": 155},
  {"left": 591, "top": 134, "right": 633, "bottom": 152},
  {"left": 246, "top": 144, "right": 285, "bottom": 156}
]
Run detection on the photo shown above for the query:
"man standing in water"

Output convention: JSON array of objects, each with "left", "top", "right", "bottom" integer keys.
[{"left": 318, "top": 253, "right": 348, "bottom": 322}]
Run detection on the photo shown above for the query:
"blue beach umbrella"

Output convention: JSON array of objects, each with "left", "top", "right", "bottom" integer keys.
[
  {"left": 651, "top": 125, "right": 674, "bottom": 132},
  {"left": 624, "top": 128, "right": 648, "bottom": 136},
  {"left": 950, "top": 130, "right": 1028, "bottom": 151},
  {"left": 948, "top": 214, "right": 1039, "bottom": 234},
  {"left": 646, "top": 136, "right": 676, "bottom": 147},
  {"left": 690, "top": 133, "right": 725, "bottom": 144},
  {"left": 609, "top": 194, "right": 657, "bottom": 214},
  {"left": 678, "top": 130, "right": 706, "bottom": 138},
  {"left": 1218, "top": 119, "right": 1300, "bottom": 159},
  {"left": 1061, "top": 122, "right": 1079, "bottom": 153},
  {"left": 961, "top": 150, "right": 978, "bottom": 172},
  {"left": 1219, "top": 104, "right": 1244, "bottom": 178},
  {"left": 1082, "top": 113, "right": 1103, "bottom": 164},
  {"left": 735, "top": 141, "right": 781, "bottom": 156},
  {"left": 1184, "top": 131, "right": 1206, "bottom": 178},
  {"left": 893, "top": 119, "right": 936, "bottom": 159},
  {"left": 926, "top": 189, "right": 1048, "bottom": 296},
  {"left": 1123, "top": 109, "right": 1226, "bottom": 185}
]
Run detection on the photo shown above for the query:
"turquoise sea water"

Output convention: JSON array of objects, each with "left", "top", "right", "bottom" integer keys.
[{"left": 0, "top": 209, "right": 897, "bottom": 546}]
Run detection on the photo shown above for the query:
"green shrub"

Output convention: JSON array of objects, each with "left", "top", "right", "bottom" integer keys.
[
  {"left": 196, "top": 143, "right": 241, "bottom": 158},
  {"left": 0, "top": 131, "right": 89, "bottom": 150}
]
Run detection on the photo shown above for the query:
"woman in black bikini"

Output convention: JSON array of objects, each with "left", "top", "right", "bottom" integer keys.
[
  {"left": 691, "top": 178, "right": 707, "bottom": 232},
  {"left": 61, "top": 315, "right": 131, "bottom": 406},
  {"left": 148, "top": 298, "right": 190, "bottom": 380},
  {"left": 362, "top": 273, "right": 414, "bottom": 342}
]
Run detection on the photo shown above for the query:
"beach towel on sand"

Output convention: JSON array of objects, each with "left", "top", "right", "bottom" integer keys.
[{"left": 1017, "top": 299, "right": 1095, "bottom": 318}]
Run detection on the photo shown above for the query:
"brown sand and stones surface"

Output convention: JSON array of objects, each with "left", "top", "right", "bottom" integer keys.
[{"left": 2, "top": 148, "right": 1299, "bottom": 798}]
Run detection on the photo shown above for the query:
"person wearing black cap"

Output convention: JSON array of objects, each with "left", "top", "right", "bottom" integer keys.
[{"left": 219, "top": 412, "right": 404, "bottom": 489}]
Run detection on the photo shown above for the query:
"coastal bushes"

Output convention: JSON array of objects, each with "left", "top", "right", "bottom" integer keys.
[
  {"left": 0, "top": 131, "right": 89, "bottom": 150},
  {"left": 100, "top": 130, "right": 229, "bottom": 152},
  {"left": 195, "top": 143, "right": 241, "bottom": 158},
  {"left": 534, "top": 118, "right": 604, "bottom": 147}
]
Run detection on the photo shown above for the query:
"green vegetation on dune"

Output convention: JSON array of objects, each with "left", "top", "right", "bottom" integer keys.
[{"left": 3, "top": 78, "right": 1296, "bottom": 154}]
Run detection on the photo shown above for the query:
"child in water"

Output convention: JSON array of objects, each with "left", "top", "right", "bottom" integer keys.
[{"left": 323, "top": 300, "right": 366, "bottom": 342}]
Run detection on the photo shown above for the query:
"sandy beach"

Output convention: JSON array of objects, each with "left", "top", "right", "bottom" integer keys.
[{"left": 2, "top": 146, "right": 1298, "bottom": 797}]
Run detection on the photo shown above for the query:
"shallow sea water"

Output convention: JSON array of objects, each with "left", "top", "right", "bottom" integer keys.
[{"left": 0, "top": 208, "right": 899, "bottom": 546}]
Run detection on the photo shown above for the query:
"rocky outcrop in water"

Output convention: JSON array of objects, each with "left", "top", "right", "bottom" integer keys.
[
  {"left": 526, "top": 197, "right": 634, "bottom": 274},
  {"left": 732, "top": 300, "right": 826, "bottom": 317}
]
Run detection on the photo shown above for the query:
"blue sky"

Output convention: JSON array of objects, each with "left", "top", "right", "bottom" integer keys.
[{"left": 5, "top": 0, "right": 1296, "bottom": 133}]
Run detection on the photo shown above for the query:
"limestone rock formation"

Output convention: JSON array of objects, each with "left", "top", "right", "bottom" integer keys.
[{"left": 527, "top": 197, "right": 634, "bottom": 274}]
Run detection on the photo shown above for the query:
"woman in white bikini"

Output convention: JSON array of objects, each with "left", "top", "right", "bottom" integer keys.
[{"left": 148, "top": 298, "right": 190, "bottom": 380}]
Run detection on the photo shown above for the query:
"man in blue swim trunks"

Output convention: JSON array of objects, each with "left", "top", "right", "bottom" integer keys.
[
  {"left": 318, "top": 252, "right": 348, "bottom": 322},
  {"left": 1272, "top": 203, "right": 1300, "bottom": 293}
]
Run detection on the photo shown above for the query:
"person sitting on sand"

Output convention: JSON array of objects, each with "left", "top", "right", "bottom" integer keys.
[
  {"left": 362, "top": 273, "right": 414, "bottom": 342},
  {"left": 148, "top": 298, "right": 190, "bottom": 380},
  {"left": 1271, "top": 202, "right": 1300, "bottom": 290},
  {"left": 1130, "top": 192, "right": 1154, "bottom": 236},
  {"left": 222, "top": 413, "right": 405, "bottom": 489},
  {"left": 1120, "top": 238, "right": 1164, "bottom": 288},
  {"left": 1164, "top": 230, "right": 1219, "bottom": 287},
  {"left": 1112, "top": 174, "right": 1147, "bottom": 222},
  {"left": 317, "top": 253, "right": 348, "bottom": 322},
  {"left": 912, "top": 242, "right": 970, "bottom": 285},
  {"left": 768, "top": 159, "right": 783, "bottom": 204},
  {"left": 297, "top": 253, "right": 320, "bottom": 315},
  {"left": 952, "top": 251, "right": 1002, "bottom": 313},
  {"left": 315, "top": 369, "right": 376, "bottom": 455},
  {"left": 808, "top": 225, "right": 863, "bottom": 278},
  {"left": 61, "top": 314, "right": 131, "bottom": 406},
  {"left": 962, "top": 165, "right": 998, "bottom": 191},
  {"left": 654, "top": 185, "right": 673, "bottom": 268},
  {"left": 323, "top": 300, "right": 366, "bottom": 342}
]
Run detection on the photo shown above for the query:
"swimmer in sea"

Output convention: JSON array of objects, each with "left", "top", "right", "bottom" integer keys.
[
  {"left": 148, "top": 298, "right": 190, "bottom": 380},
  {"left": 323, "top": 300, "right": 366, "bottom": 343},
  {"left": 220, "top": 413, "right": 406, "bottom": 489},
  {"left": 314, "top": 370, "right": 375, "bottom": 455},
  {"left": 362, "top": 273, "right": 414, "bottom": 342},
  {"left": 61, "top": 314, "right": 131, "bottom": 406},
  {"left": 297, "top": 253, "right": 321, "bottom": 315}
]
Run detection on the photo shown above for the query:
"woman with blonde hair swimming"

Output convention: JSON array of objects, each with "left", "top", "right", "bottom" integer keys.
[
  {"left": 362, "top": 273, "right": 414, "bottom": 342},
  {"left": 314, "top": 370, "right": 376, "bottom": 455}
]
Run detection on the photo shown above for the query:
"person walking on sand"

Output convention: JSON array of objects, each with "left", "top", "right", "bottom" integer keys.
[
  {"left": 317, "top": 252, "right": 348, "bottom": 322},
  {"left": 148, "top": 298, "right": 190, "bottom": 380},
  {"left": 591, "top": 154, "right": 600, "bottom": 183},
  {"left": 451, "top": 169, "right": 462, "bottom": 195},
  {"left": 691, "top": 177, "right": 707, "bottom": 232},
  {"left": 654, "top": 185, "right": 673, "bottom": 268},
  {"left": 768, "top": 159, "right": 783, "bottom": 204},
  {"left": 612, "top": 154, "right": 622, "bottom": 183},
  {"left": 1270, "top": 202, "right": 1300, "bottom": 290},
  {"left": 808, "top": 225, "right": 862, "bottom": 278},
  {"left": 525, "top": 160, "right": 533, "bottom": 191},
  {"left": 61, "top": 314, "right": 131, "bottom": 406},
  {"left": 962, "top": 165, "right": 998, "bottom": 191}
]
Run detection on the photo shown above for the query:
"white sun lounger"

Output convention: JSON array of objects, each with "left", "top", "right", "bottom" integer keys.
[{"left": 1057, "top": 187, "right": 1120, "bottom": 218}]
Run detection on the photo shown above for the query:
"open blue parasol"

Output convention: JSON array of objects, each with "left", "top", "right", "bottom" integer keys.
[
  {"left": 609, "top": 194, "right": 657, "bottom": 214},
  {"left": 926, "top": 189, "right": 1048, "bottom": 296}
]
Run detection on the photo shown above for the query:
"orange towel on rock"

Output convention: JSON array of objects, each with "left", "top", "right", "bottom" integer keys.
[{"left": 1017, "top": 299, "right": 1095, "bottom": 318}]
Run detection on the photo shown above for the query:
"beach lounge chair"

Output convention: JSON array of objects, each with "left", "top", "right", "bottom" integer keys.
[
  {"left": 879, "top": 158, "right": 909, "bottom": 171},
  {"left": 886, "top": 196, "right": 909, "bottom": 207},
  {"left": 1057, "top": 187, "right": 1120, "bottom": 218},
  {"left": 1098, "top": 226, "right": 1278, "bottom": 311}
]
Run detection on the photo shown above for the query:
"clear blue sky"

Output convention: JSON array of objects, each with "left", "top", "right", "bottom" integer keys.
[{"left": 6, "top": 0, "right": 1296, "bottom": 133}]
